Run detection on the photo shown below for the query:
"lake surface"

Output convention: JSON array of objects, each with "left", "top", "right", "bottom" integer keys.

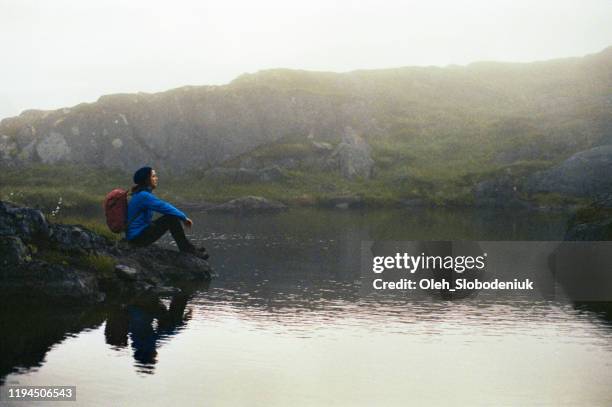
[{"left": 2, "top": 208, "right": 612, "bottom": 406}]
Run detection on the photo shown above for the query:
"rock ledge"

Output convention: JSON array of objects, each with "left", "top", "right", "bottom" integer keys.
[{"left": 0, "top": 201, "right": 213, "bottom": 302}]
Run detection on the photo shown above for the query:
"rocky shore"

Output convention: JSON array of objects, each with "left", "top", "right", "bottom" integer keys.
[
  {"left": 206, "top": 195, "right": 287, "bottom": 212},
  {"left": 564, "top": 195, "right": 612, "bottom": 241},
  {"left": 0, "top": 201, "right": 213, "bottom": 303}
]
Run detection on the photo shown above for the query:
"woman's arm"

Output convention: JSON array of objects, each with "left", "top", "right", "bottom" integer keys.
[{"left": 142, "top": 192, "right": 188, "bottom": 221}]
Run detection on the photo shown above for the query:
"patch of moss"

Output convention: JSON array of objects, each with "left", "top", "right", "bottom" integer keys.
[
  {"left": 530, "top": 193, "right": 586, "bottom": 207},
  {"left": 574, "top": 206, "right": 612, "bottom": 224},
  {"left": 38, "top": 250, "right": 71, "bottom": 266},
  {"left": 80, "top": 254, "right": 116, "bottom": 276},
  {"left": 37, "top": 249, "right": 116, "bottom": 276}
]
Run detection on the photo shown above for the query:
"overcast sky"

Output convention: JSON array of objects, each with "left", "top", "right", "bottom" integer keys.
[{"left": 1, "top": 0, "right": 611, "bottom": 119}]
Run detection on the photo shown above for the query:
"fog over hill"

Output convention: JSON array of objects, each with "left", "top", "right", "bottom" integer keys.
[{"left": 1, "top": 47, "right": 611, "bottom": 183}]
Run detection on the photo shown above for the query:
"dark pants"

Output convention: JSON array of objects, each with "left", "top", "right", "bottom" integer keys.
[{"left": 129, "top": 215, "right": 195, "bottom": 252}]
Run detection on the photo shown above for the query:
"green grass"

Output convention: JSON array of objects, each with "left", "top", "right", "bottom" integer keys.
[
  {"left": 81, "top": 254, "right": 116, "bottom": 275},
  {"left": 38, "top": 250, "right": 71, "bottom": 266},
  {"left": 2, "top": 187, "right": 101, "bottom": 213},
  {"left": 530, "top": 193, "right": 587, "bottom": 208},
  {"left": 0, "top": 160, "right": 560, "bottom": 212},
  {"left": 0, "top": 164, "right": 123, "bottom": 215},
  {"left": 50, "top": 216, "right": 120, "bottom": 242},
  {"left": 574, "top": 206, "right": 612, "bottom": 224},
  {"left": 37, "top": 249, "right": 116, "bottom": 275},
  {"left": 172, "top": 169, "right": 411, "bottom": 207},
  {"left": 0, "top": 132, "right": 580, "bottom": 215}
]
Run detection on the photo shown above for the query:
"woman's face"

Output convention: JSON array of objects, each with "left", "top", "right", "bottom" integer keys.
[{"left": 149, "top": 169, "right": 158, "bottom": 189}]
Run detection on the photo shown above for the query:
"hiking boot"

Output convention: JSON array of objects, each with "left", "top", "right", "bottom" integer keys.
[
  {"left": 196, "top": 246, "right": 209, "bottom": 260},
  {"left": 180, "top": 243, "right": 197, "bottom": 254},
  {"left": 180, "top": 244, "right": 209, "bottom": 260}
]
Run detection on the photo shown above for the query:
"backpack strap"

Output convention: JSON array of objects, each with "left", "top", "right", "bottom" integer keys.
[{"left": 125, "top": 189, "right": 145, "bottom": 231}]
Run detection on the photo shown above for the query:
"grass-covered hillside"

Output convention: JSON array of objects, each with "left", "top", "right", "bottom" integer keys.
[{"left": 1, "top": 47, "right": 611, "bottom": 212}]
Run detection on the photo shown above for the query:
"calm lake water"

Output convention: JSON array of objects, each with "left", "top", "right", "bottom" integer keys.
[{"left": 2, "top": 208, "right": 612, "bottom": 406}]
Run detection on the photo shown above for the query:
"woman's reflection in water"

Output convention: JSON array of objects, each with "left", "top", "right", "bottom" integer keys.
[{"left": 104, "top": 292, "right": 193, "bottom": 374}]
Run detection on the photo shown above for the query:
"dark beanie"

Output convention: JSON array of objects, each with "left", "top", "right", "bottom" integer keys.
[{"left": 133, "top": 166, "right": 152, "bottom": 186}]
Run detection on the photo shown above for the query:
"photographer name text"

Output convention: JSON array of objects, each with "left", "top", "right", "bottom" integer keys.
[{"left": 372, "top": 278, "right": 534, "bottom": 291}]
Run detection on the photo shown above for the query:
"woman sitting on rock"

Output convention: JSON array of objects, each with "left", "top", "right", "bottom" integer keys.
[{"left": 126, "top": 166, "right": 207, "bottom": 259}]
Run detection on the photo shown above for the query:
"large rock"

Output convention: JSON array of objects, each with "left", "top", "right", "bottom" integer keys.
[
  {"left": 0, "top": 201, "right": 213, "bottom": 302},
  {"left": 0, "top": 236, "right": 31, "bottom": 267},
  {"left": 473, "top": 174, "right": 531, "bottom": 208},
  {"left": 49, "top": 223, "right": 115, "bottom": 254},
  {"left": 3, "top": 261, "right": 102, "bottom": 301},
  {"left": 526, "top": 146, "right": 612, "bottom": 198},
  {"left": 0, "top": 201, "right": 49, "bottom": 242},
  {"left": 564, "top": 196, "right": 612, "bottom": 240},
  {"left": 119, "top": 245, "right": 212, "bottom": 283},
  {"left": 208, "top": 196, "right": 287, "bottom": 213},
  {"left": 564, "top": 220, "right": 612, "bottom": 241}
]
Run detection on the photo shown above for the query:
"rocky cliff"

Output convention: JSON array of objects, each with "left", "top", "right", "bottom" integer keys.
[
  {"left": 0, "top": 81, "right": 382, "bottom": 174},
  {"left": 526, "top": 145, "right": 612, "bottom": 198},
  {"left": 1, "top": 47, "right": 611, "bottom": 179}
]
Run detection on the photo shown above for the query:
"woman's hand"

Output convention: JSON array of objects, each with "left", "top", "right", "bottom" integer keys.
[{"left": 184, "top": 218, "right": 193, "bottom": 228}]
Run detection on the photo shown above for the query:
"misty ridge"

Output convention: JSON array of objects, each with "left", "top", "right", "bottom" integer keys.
[{"left": 1, "top": 46, "right": 611, "bottom": 209}]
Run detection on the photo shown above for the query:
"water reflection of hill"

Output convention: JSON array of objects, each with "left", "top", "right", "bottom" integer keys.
[
  {"left": 193, "top": 208, "right": 571, "bottom": 243},
  {"left": 0, "top": 297, "right": 106, "bottom": 385},
  {"left": 2, "top": 279, "right": 612, "bottom": 385}
]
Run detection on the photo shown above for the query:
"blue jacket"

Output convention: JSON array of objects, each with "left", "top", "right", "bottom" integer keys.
[{"left": 126, "top": 188, "right": 188, "bottom": 241}]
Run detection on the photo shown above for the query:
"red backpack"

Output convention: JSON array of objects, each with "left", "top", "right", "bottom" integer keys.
[{"left": 104, "top": 188, "right": 129, "bottom": 233}]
